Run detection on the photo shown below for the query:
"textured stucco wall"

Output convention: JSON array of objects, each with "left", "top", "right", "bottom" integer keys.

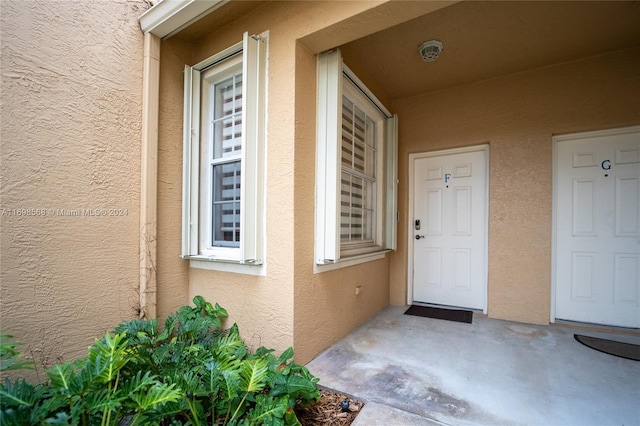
[
  {"left": 155, "top": 37, "right": 192, "bottom": 320},
  {"left": 292, "top": 42, "right": 390, "bottom": 364},
  {"left": 183, "top": 1, "right": 393, "bottom": 358},
  {"left": 158, "top": 1, "right": 443, "bottom": 363},
  {"left": 389, "top": 48, "right": 640, "bottom": 324},
  {"left": 0, "top": 0, "right": 148, "bottom": 376}
]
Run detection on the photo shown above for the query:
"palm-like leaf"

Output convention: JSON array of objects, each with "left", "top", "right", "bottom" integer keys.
[
  {"left": 45, "top": 364, "right": 69, "bottom": 392},
  {"left": 240, "top": 359, "right": 269, "bottom": 394},
  {"left": 1, "top": 297, "right": 320, "bottom": 426},
  {"left": 52, "top": 357, "right": 112, "bottom": 401},
  {"left": 246, "top": 394, "right": 288, "bottom": 426},
  {"left": 213, "top": 335, "right": 245, "bottom": 365},
  {"left": 130, "top": 382, "right": 182, "bottom": 411},
  {"left": 221, "top": 369, "right": 241, "bottom": 400},
  {"left": 0, "top": 378, "right": 43, "bottom": 408},
  {"left": 0, "top": 335, "right": 35, "bottom": 372},
  {"left": 113, "top": 318, "right": 158, "bottom": 343},
  {"left": 0, "top": 408, "right": 30, "bottom": 426},
  {"left": 119, "top": 370, "right": 157, "bottom": 398},
  {"left": 176, "top": 370, "right": 207, "bottom": 398},
  {"left": 82, "top": 387, "right": 119, "bottom": 415},
  {"left": 87, "top": 333, "right": 128, "bottom": 384}
]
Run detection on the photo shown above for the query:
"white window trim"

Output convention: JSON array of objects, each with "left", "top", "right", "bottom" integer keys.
[
  {"left": 340, "top": 79, "right": 382, "bottom": 252},
  {"left": 199, "top": 54, "right": 243, "bottom": 259},
  {"left": 182, "top": 32, "right": 267, "bottom": 275},
  {"left": 139, "top": 0, "right": 229, "bottom": 39},
  {"left": 315, "top": 49, "right": 397, "bottom": 272},
  {"left": 313, "top": 250, "right": 389, "bottom": 274}
]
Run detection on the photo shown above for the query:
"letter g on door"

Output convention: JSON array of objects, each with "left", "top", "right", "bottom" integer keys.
[{"left": 601, "top": 160, "right": 611, "bottom": 170}]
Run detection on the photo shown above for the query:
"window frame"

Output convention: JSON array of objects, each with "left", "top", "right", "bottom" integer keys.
[
  {"left": 182, "top": 32, "right": 266, "bottom": 273},
  {"left": 315, "top": 49, "right": 397, "bottom": 269},
  {"left": 200, "top": 54, "right": 243, "bottom": 257},
  {"left": 340, "top": 77, "right": 383, "bottom": 251}
]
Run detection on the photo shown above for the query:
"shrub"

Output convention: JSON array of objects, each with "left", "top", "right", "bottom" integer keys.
[{"left": 0, "top": 296, "right": 320, "bottom": 425}]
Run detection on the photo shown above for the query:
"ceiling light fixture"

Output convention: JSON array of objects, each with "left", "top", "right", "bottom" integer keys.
[{"left": 419, "top": 40, "right": 443, "bottom": 62}]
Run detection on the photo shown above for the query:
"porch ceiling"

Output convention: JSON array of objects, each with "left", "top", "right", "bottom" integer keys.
[
  {"left": 339, "top": 1, "right": 640, "bottom": 100},
  {"left": 172, "top": 1, "right": 640, "bottom": 101}
]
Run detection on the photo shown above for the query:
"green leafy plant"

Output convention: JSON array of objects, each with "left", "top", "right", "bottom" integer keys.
[
  {"left": 1, "top": 296, "right": 320, "bottom": 425},
  {"left": 2, "top": 332, "right": 182, "bottom": 426},
  {"left": 0, "top": 334, "right": 35, "bottom": 372}
]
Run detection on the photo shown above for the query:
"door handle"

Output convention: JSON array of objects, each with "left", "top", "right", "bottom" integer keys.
[{"left": 415, "top": 235, "right": 425, "bottom": 240}]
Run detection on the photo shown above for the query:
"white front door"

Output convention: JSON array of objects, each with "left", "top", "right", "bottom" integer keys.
[
  {"left": 554, "top": 126, "right": 640, "bottom": 328},
  {"left": 410, "top": 146, "right": 488, "bottom": 310}
]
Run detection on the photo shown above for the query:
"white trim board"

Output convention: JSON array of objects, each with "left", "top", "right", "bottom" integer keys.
[{"left": 139, "top": 0, "right": 229, "bottom": 39}]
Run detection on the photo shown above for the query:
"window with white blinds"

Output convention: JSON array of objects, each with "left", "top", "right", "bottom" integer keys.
[
  {"left": 340, "top": 94, "right": 377, "bottom": 246},
  {"left": 182, "top": 33, "right": 266, "bottom": 271},
  {"left": 316, "top": 49, "right": 397, "bottom": 268}
]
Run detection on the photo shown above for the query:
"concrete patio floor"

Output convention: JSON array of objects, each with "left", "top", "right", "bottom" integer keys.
[{"left": 306, "top": 305, "right": 640, "bottom": 425}]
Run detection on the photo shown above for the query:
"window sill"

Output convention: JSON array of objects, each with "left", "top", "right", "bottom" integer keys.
[
  {"left": 313, "top": 249, "right": 391, "bottom": 274},
  {"left": 185, "top": 256, "right": 266, "bottom": 276}
]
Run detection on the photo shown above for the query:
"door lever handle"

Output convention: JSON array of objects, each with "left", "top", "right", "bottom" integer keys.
[{"left": 415, "top": 235, "right": 425, "bottom": 240}]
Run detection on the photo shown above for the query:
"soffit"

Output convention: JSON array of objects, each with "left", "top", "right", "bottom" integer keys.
[
  {"left": 170, "top": 1, "right": 267, "bottom": 42},
  {"left": 339, "top": 1, "right": 640, "bottom": 99},
  {"left": 154, "top": 1, "right": 640, "bottom": 99}
]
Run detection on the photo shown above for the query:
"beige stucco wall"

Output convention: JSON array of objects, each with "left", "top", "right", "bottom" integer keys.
[
  {"left": 389, "top": 47, "right": 640, "bottom": 324},
  {"left": 180, "top": 1, "right": 393, "bottom": 359},
  {"left": 155, "top": 37, "right": 192, "bottom": 320},
  {"left": 157, "top": 1, "right": 454, "bottom": 363},
  {"left": 0, "top": 0, "right": 148, "bottom": 376},
  {"left": 154, "top": 1, "right": 640, "bottom": 365},
  {"left": 293, "top": 42, "right": 391, "bottom": 363},
  {"left": 2, "top": 0, "right": 636, "bottom": 381}
]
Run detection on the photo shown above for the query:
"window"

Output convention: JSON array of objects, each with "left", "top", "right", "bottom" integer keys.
[
  {"left": 341, "top": 80, "right": 380, "bottom": 248},
  {"left": 316, "top": 49, "right": 397, "bottom": 267},
  {"left": 182, "top": 33, "right": 266, "bottom": 269}
]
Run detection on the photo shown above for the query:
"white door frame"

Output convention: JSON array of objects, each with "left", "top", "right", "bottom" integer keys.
[
  {"left": 550, "top": 125, "right": 640, "bottom": 324},
  {"left": 407, "top": 144, "right": 490, "bottom": 313}
]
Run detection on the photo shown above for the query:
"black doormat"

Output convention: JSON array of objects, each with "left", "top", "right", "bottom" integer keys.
[
  {"left": 574, "top": 334, "right": 640, "bottom": 361},
  {"left": 404, "top": 305, "right": 473, "bottom": 324}
]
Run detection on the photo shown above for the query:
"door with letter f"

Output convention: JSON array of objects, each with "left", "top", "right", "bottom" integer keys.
[{"left": 409, "top": 145, "right": 489, "bottom": 311}]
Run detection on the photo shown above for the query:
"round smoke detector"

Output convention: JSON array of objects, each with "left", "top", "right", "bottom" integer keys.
[{"left": 419, "top": 40, "right": 443, "bottom": 62}]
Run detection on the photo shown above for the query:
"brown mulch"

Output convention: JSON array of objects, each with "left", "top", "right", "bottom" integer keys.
[{"left": 296, "top": 388, "right": 364, "bottom": 425}]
